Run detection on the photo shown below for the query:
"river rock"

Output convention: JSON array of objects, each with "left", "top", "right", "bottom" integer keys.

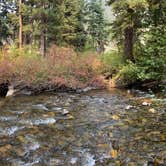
[
  {"left": 52, "top": 107, "right": 62, "bottom": 111},
  {"left": 32, "top": 118, "right": 56, "bottom": 125},
  {"left": 66, "top": 98, "right": 73, "bottom": 103},
  {"left": 112, "top": 115, "right": 120, "bottom": 120},
  {"left": 77, "top": 87, "right": 95, "bottom": 93},
  {"left": 70, "top": 157, "right": 78, "bottom": 164},
  {"left": 0, "top": 144, "right": 12, "bottom": 157},
  {"left": 125, "top": 105, "right": 134, "bottom": 110},
  {"left": 15, "top": 148, "right": 26, "bottom": 157},
  {"left": 6, "top": 86, "right": 15, "bottom": 97},
  {"left": 62, "top": 109, "right": 69, "bottom": 115},
  {"left": 148, "top": 108, "right": 157, "bottom": 113},
  {"left": 33, "top": 104, "right": 49, "bottom": 111},
  {"left": 64, "top": 102, "right": 70, "bottom": 106},
  {"left": 142, "top": 102, "right": 151, "bottom": 106}
]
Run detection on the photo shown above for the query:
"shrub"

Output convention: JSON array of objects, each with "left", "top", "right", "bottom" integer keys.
[
  {"left": 114, "top": 55, "right": 166, "bottom": 87},
  {"left": 136, "top": 27, "right": 166, "bottom": 81},
  {"left": 0, "top": 57, "right": 14, "bottom": 83},
  {"left": 100, "top": 50, "right": 124, "bottom": 76},
  {"left": 115, "top": 61, "right": 140, "bottom": 86},
  {"left": 46, "top": 45, "right": 104, "bottom": 88},
  {"left": 0, "top": 44, "right": 104, "bottom": 90}
]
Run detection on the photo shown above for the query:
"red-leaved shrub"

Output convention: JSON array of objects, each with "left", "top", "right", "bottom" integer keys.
[{"left": 0, "top": 45, "right": 105, "bottom": 90}]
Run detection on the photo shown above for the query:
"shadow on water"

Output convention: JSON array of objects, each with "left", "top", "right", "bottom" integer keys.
[{"left": 0, "top": 89, "right": 166, "bottom": 166}]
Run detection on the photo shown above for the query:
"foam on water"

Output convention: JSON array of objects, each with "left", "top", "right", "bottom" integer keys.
[
  {"left": 82, "top": 152, "right": 95, "bottom": 166},
  {"left": 20, "top": 118, "right": 56, "bottom": 125}
]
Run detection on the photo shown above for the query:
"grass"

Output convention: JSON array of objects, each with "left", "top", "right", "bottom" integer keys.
[{"left": 99, "top": 50, "right": 124, "bottom": 77}]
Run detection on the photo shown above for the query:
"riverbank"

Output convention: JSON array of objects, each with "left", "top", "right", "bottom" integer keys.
[
  {"left": 5, "top": 83, "right": 105, "bottom": 97},
  {"left": 0, "top": 46, "right": 165, "bottom": 98},
  {"left": 2, "top": 76, "right": 165, "bottom": 98},
  {"left": 0, "top": 45, "right": 105, "bottom": 97}
]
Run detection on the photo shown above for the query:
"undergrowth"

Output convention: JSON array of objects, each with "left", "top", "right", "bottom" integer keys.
[{"left": 0, "top": 45, "right": 104, "bottom": 89}]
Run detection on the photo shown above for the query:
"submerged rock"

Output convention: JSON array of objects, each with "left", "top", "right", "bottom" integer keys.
[
  {"left": 148, "top": 108, "right": 157, "bottom": 113},
  {"left": 0, "top": 144, "right": 12, "bottom": 157},
  {"left": 33, "top": 104, "right": 49, "bottom": 111},
  {"left": 70, "top": 157, "right": 78, "bottom": 164},
  {"left": 0, "top": 89, "right": 165, "bottom": 165},
  {"left": 77, "top": 87, "right": 96, "bottom": 93}
]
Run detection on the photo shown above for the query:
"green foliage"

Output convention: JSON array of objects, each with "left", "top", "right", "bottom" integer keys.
[
  {"left": 107, "top": 0, "right": 166, "bottom": 86},
  {"left": 1, "top": 0, "right": 166, "bottom": 89},
  {"left": 74, "top": 0, "right": 87, "bottom": 50},
  {"left": 108, "top": 0, "right": 148, "bottom": 42},
  {"left": 86, "top": 0, "right": 109, "bottom": 51},
  {"left": 9, "top": 44, "right": 40, "bottom": 59},
  {"left": 37, "top": 0, "right": 87, "bottom": 49},
  {"left": 100, "top": 51, "right": 124, "bottom": 75},
  {"left": 0, "top": 0, "right": 88, "bottom": 50},
  {"left": 117, "top": 61, "right": 140, "bottom": 84},
  {"left": 0, "top": 0, "right": 15, "bottom": 45},
  {"left": 137, "top": 25, "right": 166, "bottom": 81}
]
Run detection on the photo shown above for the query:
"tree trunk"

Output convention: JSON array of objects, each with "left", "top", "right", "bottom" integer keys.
[
  {"left": 23, "top": 33, "right": 26, "bottom": 45},
  {"left": 18, "top": 0, "right": 22, "bottom": 50},
  {"left": 39, "top": 3, "right": 47, "bottom": 56},
  {"left": 124, "top": 26, "right": 134, "bottom": 61},
  {"left": 40, "top": 31, "right": 46, "bottom": 56},
  {"left": 30, "top": 21, "right": 33, "bottom": 48}
]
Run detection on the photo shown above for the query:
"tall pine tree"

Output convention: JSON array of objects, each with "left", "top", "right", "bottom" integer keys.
[{"left": 86, "top": 0, "right": 108, "bottom": 52}]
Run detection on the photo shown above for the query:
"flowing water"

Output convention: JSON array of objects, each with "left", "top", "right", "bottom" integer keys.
[{"left": 0, "top": 89, "right": 166, "bottom": 166}]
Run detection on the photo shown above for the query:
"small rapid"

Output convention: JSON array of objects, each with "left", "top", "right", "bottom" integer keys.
[{"left": 0, "top": 89, "right": 165, "bottom": 165}]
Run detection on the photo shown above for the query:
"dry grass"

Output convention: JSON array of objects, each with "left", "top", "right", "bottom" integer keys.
[{"left": 0, "top": 45, "right": 104, "bottom": 90}]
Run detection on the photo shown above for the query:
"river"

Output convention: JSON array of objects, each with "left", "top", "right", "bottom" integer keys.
[{"left": 0, "top": 89, "right": 166, "bottom": 166}]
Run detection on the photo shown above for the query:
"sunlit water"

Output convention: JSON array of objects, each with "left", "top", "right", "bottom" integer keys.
[{"left": 0, "top": 89, "right": 166, "bottom": 166}]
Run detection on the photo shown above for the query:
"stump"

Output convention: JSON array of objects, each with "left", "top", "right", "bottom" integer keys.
[{"left": 0, "top": 82, "right": 9, "bottom": 98}]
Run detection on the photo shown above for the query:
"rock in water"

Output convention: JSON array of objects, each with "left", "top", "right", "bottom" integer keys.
[
  {"left": 125, "top": 105, "right": 134, "bottom": 110},
  {"left": 148, "top": 108, "right": 156, "bottom": 113},
  {"left": 6, "top": 86, "right": 15, "bottom": 97},
  {"left": 62, "top": 109, "right": 69, "bottom": 115},
  {"left": 142, "top": 101, "right": 151, "bottom": 106},
  {"left": 0, "top": 82, "right": 9, "bottom": 98}
]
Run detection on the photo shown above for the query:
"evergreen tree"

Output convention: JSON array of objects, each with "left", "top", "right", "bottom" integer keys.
[
  {"left": 108, "top": 0, "right": 166, "bottom": 82},
  {"left": 86, "top": 0, "right": 108, "bottom": 52},
  {"left": 0, "top": 0, "right": 94, "bottom": 51},
  {"left": 18, "top": 0, "right": 22, "bottom": 49},
  {"left": 73, "top": 0, "right": 87, "bottom": 50},
  {"left": 45, "top": 0, "right": 86, "bottom": 49},
  {"left": 0, "top": 0, "right": 15, "bottom": 45},
  {"left": 108, "top": 0, "right": 148, "bottom": 61},
  {"left": 137, "top": 0, "right": 166, "bottom": 81}
]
